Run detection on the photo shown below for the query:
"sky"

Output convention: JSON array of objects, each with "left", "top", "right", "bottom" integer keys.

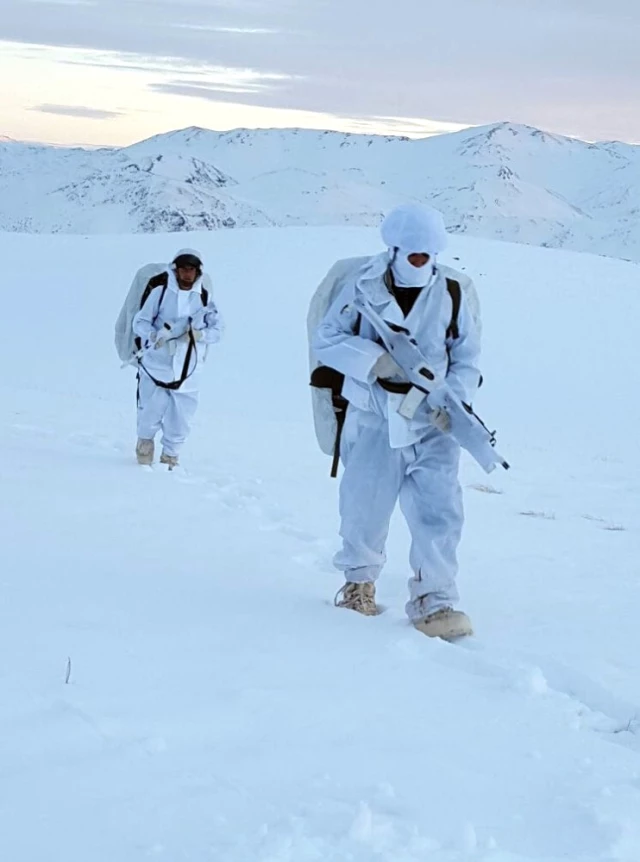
[{"left": 2, "top": 0, "right": 639, "bottom": 148}]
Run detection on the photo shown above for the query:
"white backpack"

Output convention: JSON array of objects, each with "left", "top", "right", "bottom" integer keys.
[
  {"left": 114, "top": 263, "right": 213, "bottom": 364},
  {"left": 307, "top": 256, "right": 482, "bottom": 472}
]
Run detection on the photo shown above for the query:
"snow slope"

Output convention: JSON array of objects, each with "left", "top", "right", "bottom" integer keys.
[
  {"left": 1, "top": 227, "right": 640, "bottom": 861},
  {"left": 3, "top": 122, "right": 640, "bottom": 261}
]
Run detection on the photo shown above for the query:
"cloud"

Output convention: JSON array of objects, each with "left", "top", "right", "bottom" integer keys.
[
  {"left": 148, "top": 67, "right": 299, "bottom": 100},
  {"left": 150, "top": 82, "right": 273, "bottom": 98},
  {"left": 30, "top": 104, "right": 124, "bottom": 119},
  {"left": 25, "top": 0, "right": 97, "bottom": 5},
  {"left": 3, "top": 0, "right": 640, "bottom": 140},
  {"left": 174, "top": 24, "right": 280, "bottom": 35}
]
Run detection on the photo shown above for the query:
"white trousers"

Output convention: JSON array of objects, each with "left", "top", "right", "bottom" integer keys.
[
  {"left": 335, "top": 410, "right": 464, "bottom": 620},
  {"left": 136, "top": 373, "right": 199, "bottom": 457}
]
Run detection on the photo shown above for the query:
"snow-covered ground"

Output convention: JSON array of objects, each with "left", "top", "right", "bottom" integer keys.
[{"left": 1, "top": 226, "right": 639, "bottom": 861}]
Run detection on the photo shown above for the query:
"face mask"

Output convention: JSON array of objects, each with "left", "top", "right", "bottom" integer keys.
[{"left": 390, "top": 252, "right": 435, "bottom": 288}]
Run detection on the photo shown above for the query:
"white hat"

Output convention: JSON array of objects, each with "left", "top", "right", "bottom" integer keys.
[{"left": 381, "top": 203, "right": 448, "bottom": 255}]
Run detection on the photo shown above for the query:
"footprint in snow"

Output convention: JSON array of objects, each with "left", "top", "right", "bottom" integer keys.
[
  {"left": 468, "top": 483, "right": 504, "bottom": 495},
  {"left": 518, "top": 510, "right": 556, "bottom": 520}
]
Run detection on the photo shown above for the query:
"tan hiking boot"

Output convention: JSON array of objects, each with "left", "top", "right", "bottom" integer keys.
[
  {"left": 136, "top": 438, "right": 154, "bottom": 466},
  {"left": 413, "top": 608, "right": 473, "bottom": 641},
  {"left": 334, "top": 582, "right": 378, "bottom": 616},
  {"left": 160, "top": 452, "right": 179, "bottom": 470}
]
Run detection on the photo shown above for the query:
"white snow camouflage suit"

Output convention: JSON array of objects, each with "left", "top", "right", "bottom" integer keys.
[
  {"left": 312, "top": 247, "right": 481, "bottom": 620},
  {"left": 133, "top": 264, "right": 222, "bottom": 458}
]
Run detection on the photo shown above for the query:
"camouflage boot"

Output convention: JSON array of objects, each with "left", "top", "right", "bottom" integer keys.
[
  {"left": 136, "top": 438, "right": 154, "bottom": 466},
  {"left": 413, "top": 608, "right": 473, "bottom": 641},
  {"left": 334, "top": 582, "right": 378, "bottom": 616},
  {"left": 160, "top": 452, "right": 179, "bottom": 471}
]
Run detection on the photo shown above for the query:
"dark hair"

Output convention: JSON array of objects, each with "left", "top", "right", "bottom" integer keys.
[{"left": 173, "top": 253, "right": 202, "bottom": 269}]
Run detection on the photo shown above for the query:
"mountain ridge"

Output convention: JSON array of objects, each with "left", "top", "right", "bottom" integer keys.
[{"left": 2, "top": 121, "right": 640, "bottom": 260}]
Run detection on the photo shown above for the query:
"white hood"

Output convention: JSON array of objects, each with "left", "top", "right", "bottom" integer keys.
[
  {"left": 172, "top": 248, "right": 203, "bottom": 267},
  {"left": 381, "top": 203, "right": 448, "bottom": 256}
]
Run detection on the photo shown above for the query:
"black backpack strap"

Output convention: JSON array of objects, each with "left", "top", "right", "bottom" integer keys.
[
  {"left": 330, "top": 398, "right": 348, "bottom": 478},
  {"left": 201, "top": 287, "right": 209, "bottom": 306},
  {"left": 444, "top": 277, "right": 461, "bottom": 374},
  {"left": 134, "top": 272, "right": 169, "bottom": 352},
  {"left": 443, "top": 277, "right": 484, "bottom": 388},
  {"left": 140, "top": 272, "right": 169, "bottom": 310},
  {"left": 152, "top": 283, "right": 168, "bottom": 327},
  {"left": 138, "top": 329, "right": 197, "bottom": 392},
  {"left": 446, "top": 278, "right": 461, "bottom": 340},
  {"left": 136, "top": 272, "right": 198, "bottom": 390},
  {"left": 331, "top": 313, "right": 361, "bottom": 473},
  {"left": 309, "top": 311, "right": 363, "bottom": 478}
]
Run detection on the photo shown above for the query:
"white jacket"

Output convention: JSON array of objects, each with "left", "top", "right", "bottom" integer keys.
[
  {"left": 312, "top": 254, "right": 481, "bottom": 448},
  {"left": 133, "top": 270, "right": 222, "bottom": 391}
]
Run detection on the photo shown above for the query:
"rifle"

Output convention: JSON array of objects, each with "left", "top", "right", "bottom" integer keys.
[{"left": 354, "top": 296, "right": 510, "bottom": 474}]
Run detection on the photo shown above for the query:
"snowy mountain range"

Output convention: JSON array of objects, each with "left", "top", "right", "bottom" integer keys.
[{"left": 2, "top": 121, "right": 640, "bottom": 261}]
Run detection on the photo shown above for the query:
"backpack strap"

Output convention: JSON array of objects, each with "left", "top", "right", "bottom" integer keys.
[
  {"left": 330, "top": 313, "right": 361, "bottom": 478},
  {"left": 140, "top": 272, "right": 169, "bottom": 310},
  {"left": 443, "top": 277, "right": 484, "bottom": 388},
  {"left": 445, "top": 278, "right": 461, "bottom": 340},
  {"left": 134, "top": 272, "right": 169, "bottom": 352},
  {"left": 136, "top": 271, "right": 201, "bottom": 390},
  {"left": 201, "top": 287, "right": 209, "bottom": 306},
  {"left": 310, "top": 311, "right": 362, "bottom": 478},
  {"left": 152, "top": 283, "right": 168, "bottom": 328},
  {"left": 138, "top": 329, "right": 197, "bottom": 392}
]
